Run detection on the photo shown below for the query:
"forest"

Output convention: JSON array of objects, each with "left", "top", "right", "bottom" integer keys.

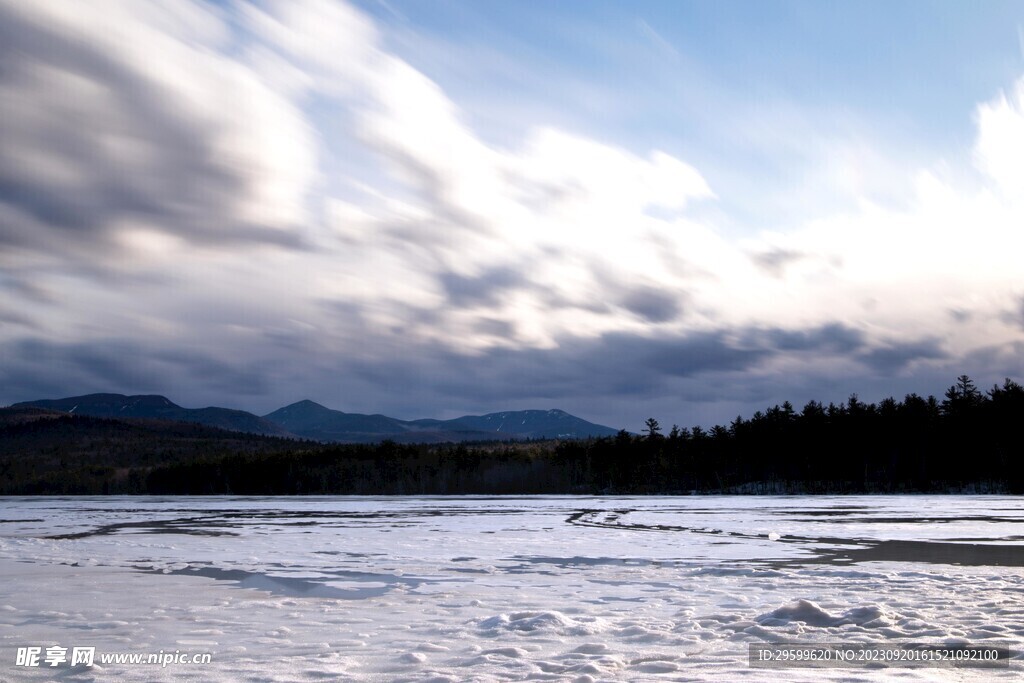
[{"left": 2, "top": 375, "right": 1022, "bottom": 495}]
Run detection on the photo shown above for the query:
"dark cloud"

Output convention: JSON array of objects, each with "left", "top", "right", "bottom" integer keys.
[
  {"left": 856, "top": 339, "right": 946, "bottom": 373},
  {"left": 152, "top": 350, "right": 269, "bottom": 396},
  {"left": 994, "top": 297, "right": 1024, "bottom": 330},
  {"left": 751, "top": 248, "right": 804, "bottom": 277},
  {"left": 1, "top": 323, "right": 1017, "bottom": 433},
  {"left": 439, "top": 267, "right": 528, "bottom": 307},
  {"left": 0, "top": 338, "right": 163, "bottom": 400},
  {"left": 959, "top": 341, "right": 1024, "bottom": 382},
  {"left": 0, "top": 3, "right": 305, "bottom": 264},
  {"left": 749, "top": 322, "right": 866, "bottom": 353},
  {"left": 627, "top": 332, "right": 768, "bottom": 379},
  {"left": 262, "top": 329, "right": 315, "bottom": 353},
  {"left": 0, "top": 309, "right": 37, "bottom": 330},
  {"left": 618, "top": 286, "right": 683, "bottom": 323},
  {"left": 1, "top": 276, "right": 56, "bottom": 305},
  {"left": 0, "top": 337, "right": 268, "bottom": 405},
  {"left": 338, "top": 329, "right": 771, "bottom": 407},
  {"left": 948, "top": 308, "right": 973, "bottom": 323},
  {"left": 319, "top": 326, "right": 958, "bottom": 424},
  {"left": 474, "top": 318, "right": 516, "bottom": 338},
  {"left": 0, "top": 326, "right": 771, "bottom": 413}
]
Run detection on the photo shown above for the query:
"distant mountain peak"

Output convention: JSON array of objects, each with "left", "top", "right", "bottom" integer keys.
[
  {"left": 260, "top": 403, "right": 617, "bottom": 443},
  {"left": 13, "top": 394, "right": 619, "bottom": 444},
  {"left": 273, "top": 399, "right": 331, "bottom": 413},
  {"left": 13, "top": 393, "right": 290, "bottom": 437}
]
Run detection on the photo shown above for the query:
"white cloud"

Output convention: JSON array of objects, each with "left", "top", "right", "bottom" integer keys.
[
  {"left": 975, "top": 80, "right": 1024, "bottom": 199},
  {"left": 244, "top": 0, "right": 719, "bottom": 346},
  {"left": 737, "top": 83, "right": 1024, "bottom": 356},
  {"left": 241, "top": 0, "right": 380, "bottom": 94}
]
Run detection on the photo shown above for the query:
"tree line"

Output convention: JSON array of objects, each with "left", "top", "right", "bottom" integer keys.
[{"left": 3, "top": 375, "right": 1022, "bottom": 494}]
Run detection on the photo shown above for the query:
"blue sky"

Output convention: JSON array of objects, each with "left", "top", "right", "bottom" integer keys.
[{"left": 2, "top": 0, "right": 1024, "bottom": 430}]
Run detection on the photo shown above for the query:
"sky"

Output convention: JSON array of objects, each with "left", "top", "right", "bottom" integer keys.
[{"left": 2, "top": 0, "right": 1024, "bottom": 431}]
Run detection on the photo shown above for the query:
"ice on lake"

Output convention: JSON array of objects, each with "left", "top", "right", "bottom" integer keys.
[{"left": 1, "top": 495, "right": 1023, "bottom": 680}]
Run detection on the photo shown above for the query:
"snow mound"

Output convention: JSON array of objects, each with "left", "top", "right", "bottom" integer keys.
[
  {"left": 571, "top": 643, "right": 612, "bottom": 654},
  {"left": 400, "top": 652, "right": 427, "bottom": 663},
  {"left": 757, "top": 599, "right": 892, "bottom": 628},
  {"left": 478, "top": 611, "right": 607, "bottom": 635}
]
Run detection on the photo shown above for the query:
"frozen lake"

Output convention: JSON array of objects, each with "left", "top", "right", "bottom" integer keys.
[{"left": 1, "top": 495, "right": 1022, "bottom": 681}]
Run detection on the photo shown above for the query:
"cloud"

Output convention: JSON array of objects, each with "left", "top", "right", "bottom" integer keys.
[
  {"left": 314, "top": 328, "right": 773, "bottom": 410},
  {"left": 0, "top": 0, "right": 315, "bottom": 266},
  {"left": 750, "top": 248, "right": 806, "bottom": 278},
  {"left": 975, "top": 79, "right": 1024, "bottom": 198},
  {"left": 856, "top": 339, "right": 947, "bottom": 374},
  {"left": 0, "top": 309, "right": 37, "bottom": 332},
  {"left": 246, "top": 1, "right": 715, "bottom": 346},
  {"left": 618, "top": 286, "right": 685, "bottom": 323},
  {"left": 0, "top": 338, "right": 165, "bottom": 399},
  {"left": 749, "top": 323, "right": 866, "bottom": 354},
  {"left": 2, "top": 0, "right": 720, "bottom": 355},
  {"left": 439, "top": 267, "right": 529, "bottom": 308},
  {"left": 0, "top": 337, "right": 269, "bottom": 404}
]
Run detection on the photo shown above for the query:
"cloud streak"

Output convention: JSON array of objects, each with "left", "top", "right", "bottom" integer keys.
[{"left": 0, "top": 1, "right": 315, "bottom": 262}]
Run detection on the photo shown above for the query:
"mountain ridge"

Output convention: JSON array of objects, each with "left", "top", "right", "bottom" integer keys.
[
  {"left": 264, "top": 400, "right": 619, "bottom": 443},
  {"left": 12, "top": 394, "right": 620, "bottom": 443},
  {"left": 12, "top": 393, "right": 293, "bottom": 437}
]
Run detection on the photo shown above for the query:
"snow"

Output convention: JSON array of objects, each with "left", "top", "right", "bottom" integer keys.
[
  {"left": 1, "top": 495, "right": 1022, "bottom": 680},
  {"left": 756, "top": 599, "right": 891, "bottom": 628}
]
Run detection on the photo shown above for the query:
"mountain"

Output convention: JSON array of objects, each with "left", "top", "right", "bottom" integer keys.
[
  {"left": 263, "top": 401, "right": 618, "bottom": 443},
  {"left": 440, "top": 409, "right": 619, "bottom": 439},
  {"left": 12, "top": 393, "right": 292, "bottom": 437},
  {"left": 11, "top": 393, "right": 621, "bottom": 443},
  {"left": 263, "top": 400, "right": 410, "bottom": 441}
]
